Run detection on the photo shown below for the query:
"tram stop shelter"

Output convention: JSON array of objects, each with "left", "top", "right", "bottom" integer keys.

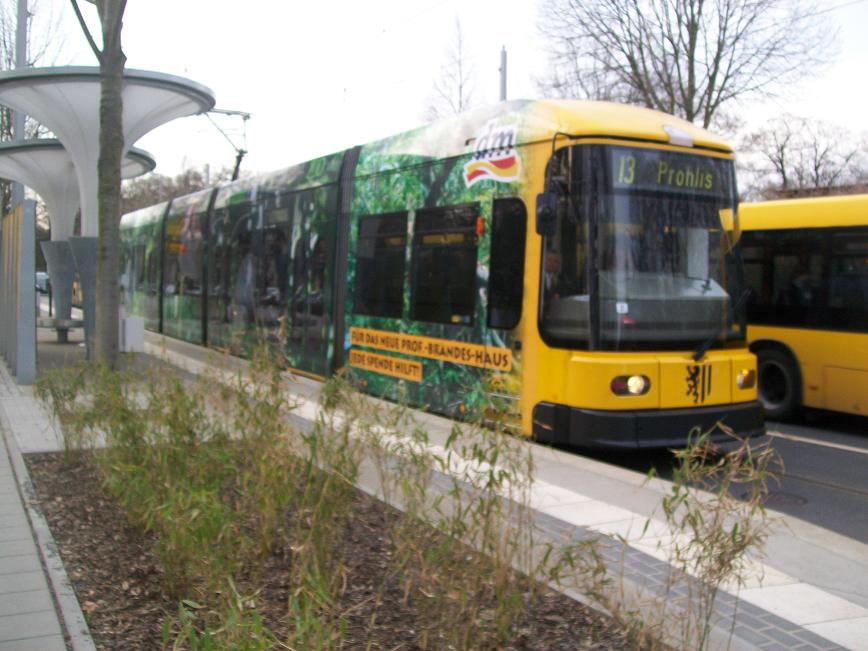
[
  {"left": 0, "top": 140, "right": 155, "bottom": 345},
  {"left": 0, "top": 66, "right": 215, "bottom": 379}
]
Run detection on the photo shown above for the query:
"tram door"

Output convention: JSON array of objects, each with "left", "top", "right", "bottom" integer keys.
[
  {"left": 260, "top": 186, "right": 339, "bottom": 376},
  {"left": 207, "top": 199, "right": 257, "bottom": 351}
]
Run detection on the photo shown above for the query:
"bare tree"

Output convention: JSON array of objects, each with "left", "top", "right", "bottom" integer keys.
[
  {"left": 0, "top": 0, "right": 65, "bottom": 216},
  {"left": 740, "top": 116, "right": 868, "bottom": 199},
  {"left": 537, "top": 0, "right": 836, "bottom": 129},
  {"left": 70, "top": 0, "right": 127, "bottom": 368},
  {"left": 121, "top": 165, "right": 234, "bottom": 214},
  {"left": 424, "top": 18, "right": 475, "bottom": 122}
]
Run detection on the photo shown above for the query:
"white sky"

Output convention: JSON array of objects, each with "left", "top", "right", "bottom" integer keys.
[{"left": 38, "top": 0, "right": 868, "bottom": 178}]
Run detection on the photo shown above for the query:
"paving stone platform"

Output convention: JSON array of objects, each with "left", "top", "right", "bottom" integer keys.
[
  {"left": 0, "top": 373, "right": 68, "bottom": 650},
  {"left": 0, "top": 327, "right": 92, "bottom": 651}
]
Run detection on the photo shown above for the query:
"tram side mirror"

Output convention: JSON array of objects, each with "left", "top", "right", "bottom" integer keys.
[{"left": 536, "top": 192, "right": 558, "bottom": 237}]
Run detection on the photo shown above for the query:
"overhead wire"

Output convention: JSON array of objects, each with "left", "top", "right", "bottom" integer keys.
[{"left": 803, "top": 0, "right": 868, "bottom": 17}]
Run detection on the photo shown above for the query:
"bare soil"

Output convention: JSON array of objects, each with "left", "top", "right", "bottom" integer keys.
[{"left": 26, "top": 450, "right": 633, "bottom": 650}]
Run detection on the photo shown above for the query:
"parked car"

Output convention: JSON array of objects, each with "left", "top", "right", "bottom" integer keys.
[{"left": 35, "top": 271, "right": 49, "bottom": 294}]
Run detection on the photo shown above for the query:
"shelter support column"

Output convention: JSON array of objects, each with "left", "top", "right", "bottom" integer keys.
[
  {"left": 68, "top": 236, "right": 97, "bottom": 358},
  {"left": 40, "top": 240, "right": 76, "bottom": 343}
]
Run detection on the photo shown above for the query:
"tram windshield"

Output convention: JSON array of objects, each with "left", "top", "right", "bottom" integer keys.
[{"left": 540, "top": 144, "right": 745, "bottom": 351}]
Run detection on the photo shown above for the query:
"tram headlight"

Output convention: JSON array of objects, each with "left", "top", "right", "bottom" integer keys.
[
  {"left": 611, "top": 375, "right": 651, "bottom": 396},
  {"left": 736, "top": 369, "right": 756, "bottom": 389}
]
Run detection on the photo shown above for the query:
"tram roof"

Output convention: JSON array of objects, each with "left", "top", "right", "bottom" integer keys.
[
  {"left": 121, "top": 100, "right": 733, "bottom": 228},
  {"left": 356, "top": 99, "right": 732, "bottom": 176},
  {"left": 167, "top": 187, "right": 214, "bottom": 216},
  {"left": 212, "top": 152, "right": 345, "bottom": 210},
  {"left": 121, "top": 201, "right": 168, "bottom": 230}
]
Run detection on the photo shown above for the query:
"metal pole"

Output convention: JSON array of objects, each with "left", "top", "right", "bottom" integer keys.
[
  {"left": 13, "top": 0, "right": 27, "bottom": 148},
  {"left": 7, "top": 0, "right": 27, "bottom": 275},
  {"left": 11, "top": 0, "right": 34, "bottom": 383},
  {"left": 499, "top": 46, "right": 507, "bottom": 101}
]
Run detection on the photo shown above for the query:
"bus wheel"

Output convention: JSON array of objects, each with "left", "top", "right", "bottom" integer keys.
[{"left": 757, "top": 348, "right": 801, "bottom": 421}]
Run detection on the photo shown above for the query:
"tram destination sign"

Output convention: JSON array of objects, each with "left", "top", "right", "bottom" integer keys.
[{"left": 610, "top": 146, "right": 731, "bottom": 198}]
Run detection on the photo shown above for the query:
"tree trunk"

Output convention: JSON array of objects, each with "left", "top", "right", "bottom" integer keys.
[{"left": 94, "top": 1, "right": 126, "bottom": 368}]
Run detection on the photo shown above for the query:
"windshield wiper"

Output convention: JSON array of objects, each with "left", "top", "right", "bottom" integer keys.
[{"left": 692, "top": 289, "right": 750, "bottom": 362}]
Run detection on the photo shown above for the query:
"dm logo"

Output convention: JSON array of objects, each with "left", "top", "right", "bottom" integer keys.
[{"left": 463, "top": 120, "right": 520, "bottom": 188}]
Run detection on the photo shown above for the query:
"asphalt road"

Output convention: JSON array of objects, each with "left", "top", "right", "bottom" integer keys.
[
  {"left": 758, "top": 410, "right": 868, "bottom": 543},
  {"left": 579, "top": 409, "right": 868, "bottom": 544}
]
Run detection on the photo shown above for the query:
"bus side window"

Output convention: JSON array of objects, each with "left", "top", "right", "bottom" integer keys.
[
  {"left": 488, "top": 198, "right": 526, "bottom": 329},
  {"left": 825, "top": 230, "right": 868, "bottom": 330}
]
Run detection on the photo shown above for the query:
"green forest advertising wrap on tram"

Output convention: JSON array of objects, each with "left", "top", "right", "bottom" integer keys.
[
  {"left": 121, "top": 100, "right": 763, "bottom": 448},
  {"left": 347, "top": 114, "right": 529, "bottom": 419},
  {"left": 120, "top": 201, "right": 167, "bottom": 333}
]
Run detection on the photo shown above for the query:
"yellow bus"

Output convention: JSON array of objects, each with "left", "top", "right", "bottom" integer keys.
[
  {"left": 741, "top": 194, "right": 868, "bottom": 420},
  {"left": 121, "top": 100, "right": 762, "bottom": 448}
]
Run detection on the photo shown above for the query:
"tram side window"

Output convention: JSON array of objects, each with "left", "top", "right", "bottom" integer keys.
[
  {"left": 134, "top": 242, "right": 147, "bottom": 286},
  {"left": 353, "top": 212, "right": 407, "bottom": 318},
  {"left": 162, "top": 223, "right": 180, "bottom": 297},
  {"left": 230, "top": 210, "right": 258, "bottom": 327},
  {"left": 411, "top": 203, "right": 478, "bottom": 325},
  {"left": 280, "top": 186, "right": 338, "bottom": 376},
  {"left": 179, "top": 209, "right": 205, "bottom": 295},
  {"left": 488, "top": 198, "right": 526, "bottom": 329},
  {"left": 207, "top": 210, "right": 231, "bottom": 318},
  {"left": 145, "top": 238, "right": 160, "bottom": 291},
  {"left": 207, "top": 203, "right": 258, "bottom": 329},
  {"left": 258, "top": 198, "right": 293, "bottom": 328}
]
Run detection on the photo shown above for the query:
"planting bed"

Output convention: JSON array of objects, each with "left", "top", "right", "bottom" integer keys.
[{"left": 26, "top": 450, "right": 634, "bottom": 650}]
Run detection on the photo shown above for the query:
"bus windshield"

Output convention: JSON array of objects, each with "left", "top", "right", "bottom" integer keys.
[{"left": 541, "top": 144, "right": 746, "bottom": 351}]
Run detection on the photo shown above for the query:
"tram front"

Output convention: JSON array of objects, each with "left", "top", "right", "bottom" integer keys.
[{"left": 531, "top": 141, "right": 764, "bottom": 448}]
